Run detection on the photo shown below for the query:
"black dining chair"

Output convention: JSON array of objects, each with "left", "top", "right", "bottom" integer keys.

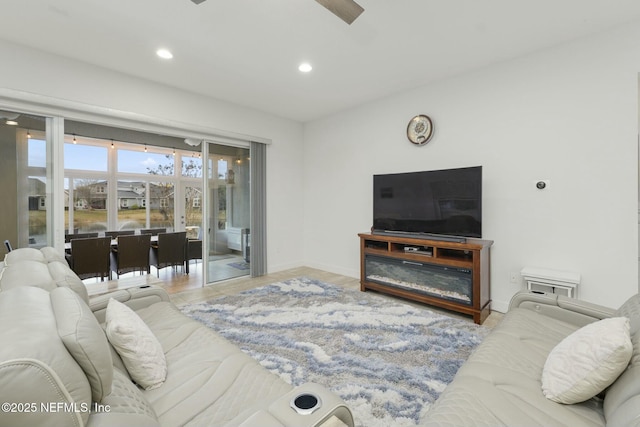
[
  {"left": 140, "top": 228, "right": 166, "bottom": 236},
  {"left": 110, "top": 234, "right": 151, "bottom": 278},
  {"left": 68, "top": 236, "right": 112, "bottom": 281},
  {"left": 150, "top": 232, "right": 187, "bottom": 277},
  {"left": 65, "top": 232, "right": 99, "bottom": 243},
  {"left": 105, "top": 230, "right": 135, "bottom": 239}
]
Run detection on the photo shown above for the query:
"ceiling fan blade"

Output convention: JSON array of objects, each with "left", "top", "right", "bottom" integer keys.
[{"left": 315, "top": 0, "right": 364, "bottom": 25}]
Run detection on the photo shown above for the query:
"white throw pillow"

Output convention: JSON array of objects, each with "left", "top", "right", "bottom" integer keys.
[
  {"left": 105, "top": 298, "right": 167, "bottom": 390},
  {"left": 541, "top": 317, "right": 632, "bottom": 404}
]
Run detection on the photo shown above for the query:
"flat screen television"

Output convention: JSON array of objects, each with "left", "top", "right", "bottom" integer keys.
[{"left": 373, "top": 166, "right": 482, "bottom": 239}]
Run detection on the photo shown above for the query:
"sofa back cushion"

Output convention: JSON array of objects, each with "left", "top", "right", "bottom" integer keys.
[
  {"left": 0, "top": 248, "right": 89, "bottom": 304},
  {"left": 48, "top": 261, "right": 89, "bottom": 304},
  {"left": 0, "top": 287, "right": 91, "bottom": 427},
  {"left": 40, "top": 246, "right": 68, "bottom": 263},
  {"left": 4, "top": 247, "right": 46, "bottom": 264},
  {"left": 603, "top": 293, "right": 640, "bottom": 426},
  {"left": 0, "top": 260, "right": 55, "bottom": 291},
  {"left": 51, "top": 287, "right": 113, "bottom": 402}
]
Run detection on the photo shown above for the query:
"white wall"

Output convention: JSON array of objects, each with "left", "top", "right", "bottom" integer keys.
[
  {"left": 0, "top": 40, "right": 306, "bottom": 273},
  {"left": 2, "top": 22, "right": 640, "bottom": 312},
  {"left": 303, "top": 22, "right": 640, "bottom": 312}
]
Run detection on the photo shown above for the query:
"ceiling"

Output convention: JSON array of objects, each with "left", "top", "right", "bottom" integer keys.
[{"left": 2, "top": 0, "right": 640, "bottom": 123}]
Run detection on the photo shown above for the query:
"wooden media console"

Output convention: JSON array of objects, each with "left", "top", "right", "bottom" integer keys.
[{"left": 359, "top": 232, "right": 493, "bottom": 324}]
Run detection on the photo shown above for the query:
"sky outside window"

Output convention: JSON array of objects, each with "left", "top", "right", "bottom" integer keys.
[
  {"left": 64, "top": 143, "right": 107, "bottom": 171},
  {"left": 118, "top": 149, "right": 174, "bottom": 175},
  {"left": 28, "top": 139, "right": 46, "bottom": 168}
]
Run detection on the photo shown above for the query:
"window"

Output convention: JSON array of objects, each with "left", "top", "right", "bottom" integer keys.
[
  {"left": 28, "top": 139, "right": 47, "bottom": 168},
  {"left": 64, "top": 143, "right": 107, "bottom": 171},
  {"left": 182, "top": 156, "right": 203, "bottom": 178},
  {"left": 67, "top": 179, "right": 108, "bottom": 233},
  {"left": 217, "top": 159, "right": 227, "bottom": 179},
  {"left": 119, "top": 149, "right": 174, "bottom": 175}
]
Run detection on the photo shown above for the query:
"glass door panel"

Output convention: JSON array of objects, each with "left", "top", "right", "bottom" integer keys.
[
  {"left": 27, "top": 174, "right": 47, "bottom": 246},
  {"left": 206, "top": 143, "right": 250, "bottom": 283},
  {"left": 11, "top": 113, "right": 52, "bottom": 248}
]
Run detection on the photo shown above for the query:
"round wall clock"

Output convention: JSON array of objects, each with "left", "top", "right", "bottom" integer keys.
[{"left": 407, "top": 115, "right": 434, "bottom": 145}]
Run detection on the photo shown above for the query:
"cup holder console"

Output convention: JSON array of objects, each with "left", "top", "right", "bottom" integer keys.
[{"left": 290, "top": 392, "right": 322, "bottom": 415}]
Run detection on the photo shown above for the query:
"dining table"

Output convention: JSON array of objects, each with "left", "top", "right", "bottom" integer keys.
[{"left": 65, "top": 235, "right": 201, "bottom": 275}]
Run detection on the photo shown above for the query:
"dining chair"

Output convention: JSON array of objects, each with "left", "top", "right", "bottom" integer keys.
[
  {"left": 65, "top": 232, "right": 99, "bottom": 243},
  {"left": 110, "top": 234, "right": 151, "bottom": 278},
  {"left": 105, "top": 230, "right": 135, "bottom": 239},
  {"left": 150, "top": 231, "right": 187, "bottom": 277},
  {"left": 187, "top": 239, "right": 202, "bottom": 265},
  {"left": 140, "top": 228, "right": 166, "bottom": 236},
  {"left": 68, "top": 236, "right": 112, "bottom": 281}
]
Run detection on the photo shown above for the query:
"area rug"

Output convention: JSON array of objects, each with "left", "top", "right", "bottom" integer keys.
[
  {"left": 227, "top": 261, "right": 250, "bottom": 270},
  {"left": 180, "top": 277, "right": 489, "bottom": 427}
]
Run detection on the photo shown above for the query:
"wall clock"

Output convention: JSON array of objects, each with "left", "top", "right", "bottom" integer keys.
[{"left": 407, "top": 115, "right": 434, "bottom": 145}]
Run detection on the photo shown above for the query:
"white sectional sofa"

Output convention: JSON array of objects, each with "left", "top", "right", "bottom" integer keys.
[
  {"left": 0, "top": 248, "right": 354, "bottom": 427},
  {"left": 422, "top": 291, "right": 640, "bottom": 427}
]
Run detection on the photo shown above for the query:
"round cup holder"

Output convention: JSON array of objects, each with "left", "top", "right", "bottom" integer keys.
[{"left": 290, "top": 392, "right": 322, "bottom": 415}]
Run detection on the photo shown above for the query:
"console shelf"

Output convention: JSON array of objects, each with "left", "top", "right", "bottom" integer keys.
[{"left": 359, "top": 233, "right": 493, "bottom": 324}]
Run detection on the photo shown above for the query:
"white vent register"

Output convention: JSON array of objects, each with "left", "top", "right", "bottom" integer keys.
[{"left": 520, "top": 267, "right": 580, "bottom": 298}]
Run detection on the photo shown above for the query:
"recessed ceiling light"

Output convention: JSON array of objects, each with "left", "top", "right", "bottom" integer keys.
[
  {"left": 156, "top": 48, "right": 173, "bottom": 59},
  {"left": 298, "top": 63, "right": 313, "bottom": 73},
  {"left": 5, "top": 120, "right": 18, "bottom": 126}
]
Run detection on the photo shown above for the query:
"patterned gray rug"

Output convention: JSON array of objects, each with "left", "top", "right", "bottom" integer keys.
[{"left": 180, "top": 277, "right": 489, "bottom": 427}]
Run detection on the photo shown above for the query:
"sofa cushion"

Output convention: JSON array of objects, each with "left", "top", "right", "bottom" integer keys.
[
  {"left": 0, "top": 260, "right": 55, "bottom": 291},
  {"left": 1, "top": 247, "right": 89, "bottom": 303},
  {"left": 422, "top": 308, "right": 606, "bottom": 427},
  {"left": 614, "top": 293, "right": 640, "bottom": 365},
  {"left": 541, "top": 317, "right": 632, "bottom": 404},
  {"left": 134, "top": 301, "right": 293, "bottom": 426},
  {"left": 89, "top": 368, "right": 160, "bottom": 427},
  {"left": 105, "top": 298, "right": 167, "bottom": 390},
  {"left": 51, "top": 287, "right": 113, "bottom": 402},
  {"left": 0, "top": 287, "right": 91, "bottom": 427},
  {"left": 40, "top": 246, "right": 68, "bottom": 263},
  {"left": 4, "top": 247, "right": 46, "bottom": 265},
  {"left": 48, "top": 260, "right": 89, "bottom": 304},
  {"left": 603, "top": 294, "right": 640, "bottom": 426}
]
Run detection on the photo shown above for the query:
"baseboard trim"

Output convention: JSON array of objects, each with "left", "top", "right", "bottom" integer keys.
[
  {"left": 304, "top": 262, "right": 359, "bottom": 279},
  {"left": 491, "top": 299, "right": 509, "bottom": 314}
]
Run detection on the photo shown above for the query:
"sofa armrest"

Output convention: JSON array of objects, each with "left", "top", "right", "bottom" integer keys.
[
  {"left": 509, "top": 290, "right": 616, "bottom": 327},
  {"left": 90, "top": 285, "right": 170, "bottom": 323},
  {"left": 236, "top": 383, "right": 354, "bottom": 427}
]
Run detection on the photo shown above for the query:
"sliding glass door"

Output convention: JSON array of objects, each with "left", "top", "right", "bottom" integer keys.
[
  {"left": 8, "top": 111, "right": 58, "bottom": 249},
  {"left": 206, "top": 143, "right": 251, "bottom": 282},
  {"left": 3, "top": 105, "right": 268, "bottom": 285}
]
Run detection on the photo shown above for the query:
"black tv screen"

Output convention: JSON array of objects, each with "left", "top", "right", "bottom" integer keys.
[{"left": 373, "top": 166, "right": 482, "bottom": 238}]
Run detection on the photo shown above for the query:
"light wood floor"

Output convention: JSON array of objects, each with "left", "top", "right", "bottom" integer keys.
[{"left": 121, "top": 262, "right": 504, "bottom": 328}]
